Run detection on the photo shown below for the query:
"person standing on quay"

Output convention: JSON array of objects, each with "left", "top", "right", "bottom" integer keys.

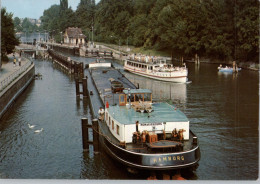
[
  {"left": 18, "top": 57, "right": 21, "bottom": 66},
  {"left": 13, "top": 57, "right": 16, "bottom": 67}
]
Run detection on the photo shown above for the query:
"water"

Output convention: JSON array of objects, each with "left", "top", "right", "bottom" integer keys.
[
  {"left": 17, "top": 32, "right": 49, "bottom": 43},
  {"left": 0, "top": 58, "right": 258, "bottom": 180}
]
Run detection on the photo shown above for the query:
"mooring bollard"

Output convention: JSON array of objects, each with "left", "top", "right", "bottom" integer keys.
[
  {"left": 81, "top": 118, "right": 92, "bottom": 151},
  {"left": 92, "top": 119, "right": 99, "bottom": 153},
  {"left": 82, "top": 77, "right": 88, "bottom": 97}
]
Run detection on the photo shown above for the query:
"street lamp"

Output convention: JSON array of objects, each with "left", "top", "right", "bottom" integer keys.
[
  {"left": 91, "top": 25, "right": 94, "bottom": 45},
  {"left": 38, "top": 30, "right": 40, "bottom": 43},
  {"left": 60, "top": 31, "right": 62, "bottom": 44},
  {"left": 44, "top": 30, "right": 47, "bottom": 42}
]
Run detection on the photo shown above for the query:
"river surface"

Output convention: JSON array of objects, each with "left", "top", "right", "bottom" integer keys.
[{"left": 0, "top": 56, "right": 258, "bottom": 180}]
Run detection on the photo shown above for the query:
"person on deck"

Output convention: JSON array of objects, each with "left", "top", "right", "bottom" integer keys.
[{"left": 98, "top": 107, "right": 104, "bottom": 121}]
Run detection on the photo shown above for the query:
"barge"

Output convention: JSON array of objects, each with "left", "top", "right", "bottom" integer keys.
[{"left": 87, "top": 65, "right": 200, "bottom": 172}]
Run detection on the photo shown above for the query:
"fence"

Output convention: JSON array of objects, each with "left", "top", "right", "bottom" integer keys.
[{"left": 0, "top": 55, "right": 33, "bottom": 93}]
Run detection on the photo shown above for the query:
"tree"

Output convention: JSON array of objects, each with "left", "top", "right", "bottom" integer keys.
[
  {"left": 13, "top": 17, "right": 23, "bottom": 32},
  {"left": 75, "top": 0, "right": 95, "bottom": 35},
  {"left": 60, "top": 0, "right": 68, "bottom": 12},
  {"left": 1, "top": 8, "right": 19, "bottom": 63},
  {"left": 40, "top": 4, "right": 60, "bottom": 31},
  {"left": 234, "top": 0, "right": 259, "bottom": 61}
]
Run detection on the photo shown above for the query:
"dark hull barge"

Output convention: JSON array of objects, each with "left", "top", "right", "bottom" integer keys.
[{"left": 87, "top": 65, "right": 200, "bottom": 172}]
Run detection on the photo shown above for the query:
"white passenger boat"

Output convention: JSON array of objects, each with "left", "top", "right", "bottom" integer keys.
[{"left": 124, "top": 58, "right": 188, "bottom": 83}]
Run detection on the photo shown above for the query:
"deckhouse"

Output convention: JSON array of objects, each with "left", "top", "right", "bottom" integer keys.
[{"left": 104, "top": 89, "right": 190, "bottom": 143}]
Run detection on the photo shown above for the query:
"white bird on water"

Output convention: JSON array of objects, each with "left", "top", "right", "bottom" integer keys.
[
  {"left": 28, "top": 123, "right": 36, "bottom": 129},
  {"left": 34, "top": 128, "right": 43, "bottom": 133}
]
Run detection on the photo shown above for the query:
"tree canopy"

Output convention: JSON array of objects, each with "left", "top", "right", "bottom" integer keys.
[
  {"left": 1, "top": 8, "right": 19, "bottom": 62},
  {"left": 39, "top": 0, "right": 259, "bottom": 62}
]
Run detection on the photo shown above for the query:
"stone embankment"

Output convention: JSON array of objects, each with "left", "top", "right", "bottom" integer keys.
[{"left": 0, "top": 53, "right": 35, "bottom": 119}]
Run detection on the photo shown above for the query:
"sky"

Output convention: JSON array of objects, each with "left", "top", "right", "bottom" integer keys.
[{"left": 1, "top": 0, "right": 81, "bottom": 19}]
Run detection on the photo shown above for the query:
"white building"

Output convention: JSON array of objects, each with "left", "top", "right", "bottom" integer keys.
[{"left": 63, "top": 27, "right": 86, "bottom": 47}]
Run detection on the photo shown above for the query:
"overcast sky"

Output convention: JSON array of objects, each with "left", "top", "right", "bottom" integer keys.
[{"left": 2, "top": 0, "right": 83, "bottom": 19}]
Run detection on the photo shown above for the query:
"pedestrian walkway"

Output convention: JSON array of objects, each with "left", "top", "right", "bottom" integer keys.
[{"left": 0, "top": 52, "right": 31, "bottom": 91}]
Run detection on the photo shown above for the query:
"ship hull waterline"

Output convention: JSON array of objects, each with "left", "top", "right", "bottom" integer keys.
[
  {"left": 98, "top": 121, "right": 200, "bottom": 171},
  {"left": 124, "top": 66, "right": 187, "bottom": 83}
]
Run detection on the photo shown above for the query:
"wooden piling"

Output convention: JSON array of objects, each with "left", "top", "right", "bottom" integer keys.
[
  {"left": 92, "top": 119, "right": 99, "bottom": 153},
  {"left": 74, "top": 62, "right": 78, "bottom": 74},
  {"left": 81, "top": 118, "right": 92, "bottom": 151},
  {"left": 81, "top": 62, "right": 84, "bottom": 75},
  {"left": 82, "top": 77, "right": 88, "bottom": 97},
  {"left": 75, "top": 77, "right": 80, "bottom": 96}
]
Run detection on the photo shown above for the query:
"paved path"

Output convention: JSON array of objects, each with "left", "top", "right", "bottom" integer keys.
[{"left": 0, "top": 52, "right": 30, "bottom": 82}]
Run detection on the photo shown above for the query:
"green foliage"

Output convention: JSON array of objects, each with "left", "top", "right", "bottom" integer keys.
[
  {"left": 94, "top": 0, "right": 259, "bottom": 62},
  {"left": 21, "top": 18, "right": 38, "bottom": 33},
  {"left": 39, "top": 0, "right": 259, "bottom": 62},
  {"left": 75, "top": 0, "right": 95, "bottom": 36},
  {"left": 60, "top": 0, "right": 68, "bottom": 12},
  {"left": 40, "top": 4, "right": 60, "bottom": 31},
  {"left": 40, "top": 3, "right": 78, "bottom": 42},
  {"left": 13, "top": 17, "right": 23, "bottom": 32},
  {"left": 13, "top": 17, "right": 39, "bottom": 33},
  {"left": 1, "top": 8, "right": 19, "bottom": 61}
]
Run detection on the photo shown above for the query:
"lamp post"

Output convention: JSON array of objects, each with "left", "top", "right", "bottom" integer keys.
[
  {"left": 38, "top": 30, "right": 40, "bottom": 43},
  {"left": 44, "top": 30, "right": 47, "bottom": 42},
  {"left": 88, "top": 32, "right": 91, "bottom": 46},
  {"left": 91, "top": 25, "right": 94, "bottom": 45},
  {"left": 127, "top": 37, "right": 129, "bottom": 52},
  {"left": 25, "top": 29, "right": 27, "bottom": 45},
  {"left": 60, "top": 31, "right": 62, "bottom": 45}
]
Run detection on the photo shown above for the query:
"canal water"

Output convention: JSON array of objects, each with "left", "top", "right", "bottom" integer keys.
[{"left": 0, "top": 56, "right": 258, "bottom": 180}]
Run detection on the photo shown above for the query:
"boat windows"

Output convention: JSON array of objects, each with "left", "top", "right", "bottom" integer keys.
[
  {"left": 135, "top": 94, "right": 144, "bottom": 102},
  {"left": 109, "top": 117, "right": 111, "bottom": 125},
  {"left": 130, "top": 94, "right": 135, "bottom": 102},
  {"left": 144, "top": 93, "right": 151, "bottom": 101},
  {"left": 116, "top": 125, "right": 119, "bottom": 135},
  {"left": 105, "top": 112, "right": 108, "bottom": 121},
  {"left": 112, "top": 120, "right": 114, "bottom": 130}
]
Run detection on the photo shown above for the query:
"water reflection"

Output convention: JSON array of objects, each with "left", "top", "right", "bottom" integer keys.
[{"left": 124, "top": 72, "right": 187, "bottom": 103}]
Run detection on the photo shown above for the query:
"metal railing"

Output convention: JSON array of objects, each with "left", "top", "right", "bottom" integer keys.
[{"left": 0, "top": 56, "right": 33, "bottom": 93}]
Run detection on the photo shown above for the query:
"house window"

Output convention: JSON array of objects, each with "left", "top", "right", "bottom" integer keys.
[
  {"left": 112, "top": 120, "right": 114, "bottom": 130},
  {"left": 116, "top": 125, "right": 120, "bottom": 135}
]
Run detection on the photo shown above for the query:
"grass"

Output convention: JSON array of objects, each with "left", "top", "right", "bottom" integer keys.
[
  {"left": 130, "top": 47, "right": 171, "bottom": 57},
  {"left": 96, "top": 42, "right": 171, "bottom": 57}
]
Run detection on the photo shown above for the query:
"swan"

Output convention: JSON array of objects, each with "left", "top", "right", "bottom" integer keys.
[
  {"left": 34, "top": 128, "right": 43, "bottom": 133},
  {"left": 28, "top": 123, "right": 36, "bottom": 129}
]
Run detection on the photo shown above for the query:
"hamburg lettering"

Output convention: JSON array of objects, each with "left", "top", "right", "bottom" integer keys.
[{"left": 152, "top": 155, "right": 185, "bottom": 163}]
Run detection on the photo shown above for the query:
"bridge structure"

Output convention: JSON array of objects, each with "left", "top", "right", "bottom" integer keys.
[{"left": 16, "top": 44, "right": 48, "bottom": 58}]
